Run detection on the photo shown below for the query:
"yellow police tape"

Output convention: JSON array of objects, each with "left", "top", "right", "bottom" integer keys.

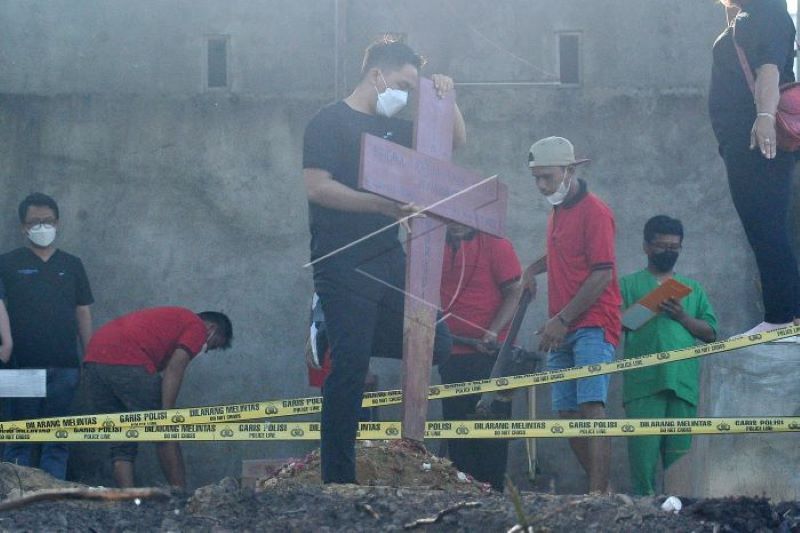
[
  {"left": 1, "top": 417, "right": 798, "bottom": 442},
  {"left": 1, "top": 326, "right": 798, "bottom": 433}
]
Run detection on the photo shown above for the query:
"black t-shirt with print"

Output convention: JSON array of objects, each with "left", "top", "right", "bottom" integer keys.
[
  {"left": 709, "top": 0, "right": 796, "bottom": 147},
  {"left": 302, "top": 100, "right": 413, "bottom": 268},
  {"left": 0, "top": 247, "right": 94, "bottom": 368}
]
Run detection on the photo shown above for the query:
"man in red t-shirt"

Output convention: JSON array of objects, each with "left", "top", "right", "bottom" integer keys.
[
  {"left": 439, "top": 222, "right": 522, "bottom": 491},
  {"left": 81, "top": 307, "right": 233, "bottom": 489},
  {"left": 522, "top": 137, "right": 621, "bottom": 494}
]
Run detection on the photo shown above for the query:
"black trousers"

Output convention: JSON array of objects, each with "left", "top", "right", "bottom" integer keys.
[
  {"left": 721, "top": 143, "right": 800, "bottom": 323},
  {"left": 315, "top": 249, "right": 452, "bottom": 484},
  {"left": 439, "top": 353, "right": 511, "bottom": 491}
]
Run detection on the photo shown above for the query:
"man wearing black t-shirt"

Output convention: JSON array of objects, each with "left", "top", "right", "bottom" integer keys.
[
  {"left": 0, "top": 193, "right": 94, "bottom": 480},
  {"left": 303, "top": 39, "right": 464, "bottom": 484}
]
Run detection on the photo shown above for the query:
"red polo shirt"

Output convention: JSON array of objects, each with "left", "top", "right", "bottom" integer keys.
[
  {"left": 84, "top": 307, "right": 207, "bottom": 374},
  {"left": 547, "top": 180, "right": 622, "bottom": 346},
  {"left": 441, "top": 233, "right": 522, "bottom": 354}
]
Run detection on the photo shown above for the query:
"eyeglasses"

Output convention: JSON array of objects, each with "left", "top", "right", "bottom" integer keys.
[{"left": 24, "top": 218, "right": 57, "bottom": 227}]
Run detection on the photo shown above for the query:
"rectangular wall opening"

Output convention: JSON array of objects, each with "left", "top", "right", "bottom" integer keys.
[
  {"left": 207, "top": 36, "right": 229, "bottom": 89},
  {"left": 558, "top": 32, "right": 581, "bottom": 85}
]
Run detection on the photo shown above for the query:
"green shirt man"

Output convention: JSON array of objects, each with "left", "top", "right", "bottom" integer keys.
[{"left": 621, "top": 216, "right": 717, "bottom": 496}]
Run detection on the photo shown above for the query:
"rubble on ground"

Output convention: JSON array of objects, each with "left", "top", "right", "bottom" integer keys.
[{"left": 0, "top": 448, "right": 799, "bottom": 532}]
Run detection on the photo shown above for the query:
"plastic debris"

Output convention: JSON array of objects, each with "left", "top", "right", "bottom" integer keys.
[{"left": 661, "top": 496, "right": 683, "bottom": 514}]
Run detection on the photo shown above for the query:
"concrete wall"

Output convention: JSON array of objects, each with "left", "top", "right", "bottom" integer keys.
[{"left": 1, "top": 0, "right": 797, "bottom": 496}]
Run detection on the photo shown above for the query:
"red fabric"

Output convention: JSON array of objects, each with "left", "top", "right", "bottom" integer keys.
[
  {"left": 308, "top": 348, "right": 332, "bottom": 388},
  {"left": 84, "top": 307, "right": 207, "bottom": 374},
  {"left": 546, "top": 193, "right": 622, "bottom": 346},
  {"left": 440, "top": 234, "right": 522, "bottom": 354}
]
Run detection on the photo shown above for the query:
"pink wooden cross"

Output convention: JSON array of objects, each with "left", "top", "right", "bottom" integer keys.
[{"left": 359, "top": 77, "right": 508, "bottom": 441}]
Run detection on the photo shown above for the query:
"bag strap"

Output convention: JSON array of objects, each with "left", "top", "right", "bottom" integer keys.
[
  {"left": 732, "top": 19, "right": 800, "bottom": 96},
  {"left": 732, "top": 34, "right": 757, "bottom": 94}
]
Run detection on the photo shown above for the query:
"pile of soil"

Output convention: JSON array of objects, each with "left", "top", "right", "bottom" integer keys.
[
  {"left": 1, "top": 444, "right": 799, "bottom": 532},
  {"left": 256, "top": 440, "right": 489, "bottom": 493}
]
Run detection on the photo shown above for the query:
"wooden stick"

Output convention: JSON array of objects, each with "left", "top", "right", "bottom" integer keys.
[
  {"left": 0, "top": 487, "right": 170, "bottom": 512},
  {"left": 403, "top": 501, "right": 481, "bottom": 529}
]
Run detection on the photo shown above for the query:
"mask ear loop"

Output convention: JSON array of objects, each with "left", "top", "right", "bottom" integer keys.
[{"left": 563, "top": 168, "right": 572, "bottom": 192}]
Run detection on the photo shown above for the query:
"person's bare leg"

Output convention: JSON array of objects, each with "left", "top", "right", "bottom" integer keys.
[
  {"left": 157, "top": 442, "right": 186, "bottom": 489},
  {"left": 113, "top": 460, "right": 135, "bottom": 488},
  {"left": 579, "top": 401, "right": 610, "bottom": 493},
  {"left": 560, "top": 410, "right": 591, "bottom": 475}
]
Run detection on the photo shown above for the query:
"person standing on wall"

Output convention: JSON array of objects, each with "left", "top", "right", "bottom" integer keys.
[
  {"left": 302, "top": 38, "right": 462, "bottom": 484},
  {"left": 522, "top": 137, "right": 621, "bottom": 494},
  {"left": 710, "top": 0, "right": 800, "bottom": 337},
  {"left": 0, "top": 193, "right": 94, "bottom": 479},
  {"left": 620, "top": 215, "right": 718, "bottom": 495}
]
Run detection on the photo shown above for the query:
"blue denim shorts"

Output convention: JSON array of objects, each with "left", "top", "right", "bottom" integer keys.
[{"left": 546, "top": 327, "right": 615, "bottom": 412}]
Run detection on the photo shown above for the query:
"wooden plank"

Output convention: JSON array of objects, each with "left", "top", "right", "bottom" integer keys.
[
  {"left": 398, "top": 78, "right": 458, "bottom": 442},
  {"left": 0, "top": 369, "right": 46, "bottom": 397},
  {"left": 359, "top": 135, "right": 506, "bottom": 236},
  {"left": 412, "top": 77, "right": 454, "bottom": 161},
  {"left": 357, "top": 77, "right": 508, "bottom": 443},
  {"left": 400, "top": 216, "right": 446, "bottom": 440}
]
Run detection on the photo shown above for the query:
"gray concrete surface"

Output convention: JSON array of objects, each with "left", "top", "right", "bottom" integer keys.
[{"left": 0, "top": 0, "right": 797, "bottom": 496}]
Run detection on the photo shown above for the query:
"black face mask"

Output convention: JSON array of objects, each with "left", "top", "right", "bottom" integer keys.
[{"left": 650, "top": 251, "right": 679, "bottom": 273}]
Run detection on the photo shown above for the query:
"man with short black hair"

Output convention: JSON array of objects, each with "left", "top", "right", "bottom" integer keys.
[
  {"left": 620, "top": 215, "right": 717, "bottom": 495},
  {"left": 81, "top": 306, "right": 233, "bottom": 489},
  {"left": 0, "top": 193, "right": 94, "bottom": 479},
  {"left": 303, "top": 38, "right": 463, "bottom": 483}
]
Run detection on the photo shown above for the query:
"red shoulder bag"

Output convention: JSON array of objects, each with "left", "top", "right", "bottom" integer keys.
[{"left": 734, "top": 39, "right": 800, "bottom": 152}]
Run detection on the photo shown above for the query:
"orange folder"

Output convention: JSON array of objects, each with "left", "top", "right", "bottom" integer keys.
[{"left": 622, "top": 278, "right": 693, "bottom": 330}]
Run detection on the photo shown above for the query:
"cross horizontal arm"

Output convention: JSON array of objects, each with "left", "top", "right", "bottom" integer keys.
[{"left": 359, "top": 134, "right": 506, "bottom": 237}]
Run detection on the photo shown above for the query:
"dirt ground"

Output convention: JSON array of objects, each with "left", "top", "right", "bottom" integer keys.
[{"left": 1, "top": 442, "right": 799, "bottom": 532}]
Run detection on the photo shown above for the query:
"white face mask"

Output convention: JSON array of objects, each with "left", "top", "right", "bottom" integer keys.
[
  {"left": 27, "top": 224, "right": 57, "bottom": 248},
  {"left": 545, "top": 170, "right": 572, "bottom": 206},
  {"left": 375, "top": 72, "right": 408, "bottom": 118},
  {"left": 200, "top": 329, "right": 217, "bottom": 354}
]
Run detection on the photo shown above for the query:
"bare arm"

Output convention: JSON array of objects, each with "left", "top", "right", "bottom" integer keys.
[
  {"left": 480, "top": 280, "right": 523, "bottom": 348},
  {"left": 304, "top": 168, "right": 410, "bottom": 218},
  {"left": 161, "top": 348, "right": 191, "bottom": 410},
  {"left": 75, "top": 305, "right": 93, "bottom": 352},
  {"left": 0, "top": 301, "right": 12, "bottom": 364},
  {"left": 558, "top": 269, "right": 612, "bottom": 326},
  {"left": 158, "top": 348, "right": 191, "bottom": 490},
  {"left": 538, "top": 269, "right": 612, "bottom": 352},
  {"left": 751, "top": 64, "right": 781, "bottom": 159},
  {"left": 521, "top": 254, "right": 547, "bottom": 295}
]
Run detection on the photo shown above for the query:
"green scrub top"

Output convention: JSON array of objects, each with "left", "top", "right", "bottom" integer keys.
[{"left": 620, "top": 269, "right": 718, "bottom": 406}]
